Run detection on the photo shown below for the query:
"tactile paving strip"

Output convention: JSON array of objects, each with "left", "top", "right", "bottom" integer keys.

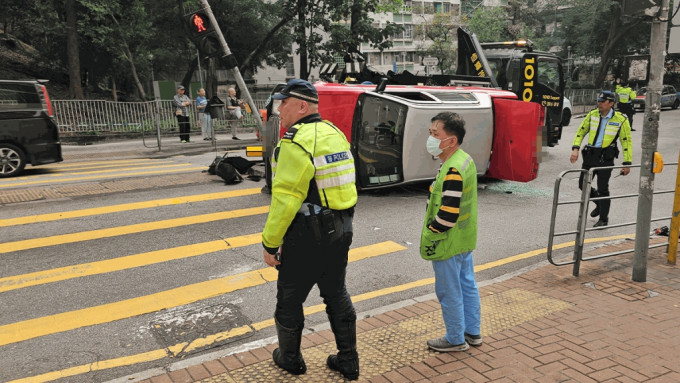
[{"left": 199, "top": 288, "right": 572, "bottom": 382}]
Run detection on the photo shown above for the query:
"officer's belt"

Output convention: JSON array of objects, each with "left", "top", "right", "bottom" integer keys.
[{"left": 297, "top": 203, "right": 354, "bottom": 217}]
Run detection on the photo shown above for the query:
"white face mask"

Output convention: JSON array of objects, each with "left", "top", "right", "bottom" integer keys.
[{"left": 426, "top": 135, "right": 452, "bottom": 156}]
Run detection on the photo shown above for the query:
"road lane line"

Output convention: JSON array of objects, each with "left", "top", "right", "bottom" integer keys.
[
  {"left": 6, "top": 235, "right": 632, "bottom": 383},
  {"left": 0, "top": 166, "right": 206, "bottom": 188},
  {"left": 36, "top": 161, "right": 164, "bottom": 172},
  {"left": 0, "top": 206, "right": 269, "bottom": 254},
  {"left": 0, "top": 241, "right": 406, "bottom": 348},
  {"left": 0, "top": 188, "right": 263, "bottom": 227},
  {"left": 0, "top": 233, "right": 263, "bottom": 293}
]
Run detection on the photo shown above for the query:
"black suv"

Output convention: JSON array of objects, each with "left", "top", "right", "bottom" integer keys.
[{"left": 0, "top": 80, "right": 63, "bottom": 177}]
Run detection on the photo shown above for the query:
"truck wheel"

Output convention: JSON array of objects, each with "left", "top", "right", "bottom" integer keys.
[
  {"left": 673, "top": 99, "right": 679, "bottom": 110},
  {"left": 0, "top": 143, "right": 27, "bottom": 178},
  {"left": 561, "top": 109, "right": 571, "bottom": 126}
]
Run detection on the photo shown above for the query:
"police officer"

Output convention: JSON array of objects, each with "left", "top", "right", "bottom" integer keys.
[
  {"left": 615, "top": 78, "right": 637, "bottom": 131},
  {"left": 570, "top": 90, "right": 632, "bottom": 227},
  {"left": 262, "top": 79, "right": 360, "bottom": 380}
]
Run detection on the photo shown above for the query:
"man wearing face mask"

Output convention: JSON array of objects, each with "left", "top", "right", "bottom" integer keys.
[{"left": 421, "top": 111, "right": 482, "bottom": 353}]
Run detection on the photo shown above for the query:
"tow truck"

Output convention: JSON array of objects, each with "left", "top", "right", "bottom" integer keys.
[{"left": 255, "top": 28, "right": 565, "bottom": 191}]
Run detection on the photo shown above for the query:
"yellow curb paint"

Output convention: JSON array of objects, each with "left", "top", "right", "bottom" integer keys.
[
  {"left": 0, "top": 206, "right": 269, "bottom": 254},
  {"left": 0, "top": 241, "right": 406, "bottom": 348},
  {"left": 6, "top": 345, "right": 187, "bottom": 383},
  {"left": 57, "top": 163, "right": 192, "bottom": 176},
  {"left": 0, "top": 233, "right": 263, "bottom": 293},
  {"left": 0, "top": 188, "right": 262, "bottom": 227},
  {"left": 48, "top": 159, "right": 156, "bottom": 168},
  {"left": 0, "top": 166, "right": 206, "bottom": 188},
  {"left": 39, "top": 161, "right": 164, "bottom": 172}
]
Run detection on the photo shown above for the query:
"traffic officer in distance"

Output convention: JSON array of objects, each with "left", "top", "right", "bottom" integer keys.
[
  {"left": 261, "top": 79, "right": 360, "bottom": 380},
  {"left": 570, "top": 90, "right": 632, "bottom": 227},
  {"left": 615, "top": 78, "right": 637, "bottom": 131}
]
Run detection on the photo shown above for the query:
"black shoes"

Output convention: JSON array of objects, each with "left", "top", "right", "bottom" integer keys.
[
  {"left": 232, "top": 136, "right": 239, "bottom": 140},
  {"left": 327, "top": 355, "right": 359, "bottom": 380},
  {"left": 273, "top": 348, "right": 306, "bottom": 375},
  {"left": 590, "top": 205, "right": 600, "bottom": 218},
  {"left": 594, "top": 219, "right": 608, "bottom": 227}
]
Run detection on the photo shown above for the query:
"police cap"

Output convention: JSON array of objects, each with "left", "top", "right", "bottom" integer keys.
[{"left": 272, "top": 79, "right": 319, "bottom": 103}]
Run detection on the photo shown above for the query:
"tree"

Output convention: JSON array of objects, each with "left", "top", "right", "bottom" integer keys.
[
  {"left": 560, "top": 0, "right": 647, "bottom": 87},
  {"left": 465, "top": 6, "right": 511, "bottom": 42},
  {"left": 65, "top": 0, "right": 84, "bottom": 98},
  {"left": 415, "top": 13, "right": 457, "bottom": 74}
]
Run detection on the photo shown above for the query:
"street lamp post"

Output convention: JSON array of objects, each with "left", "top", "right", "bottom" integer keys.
[
  {"left": 148, "top": 53, "right": 155, "bottom": 100},
  {"left": 567, "top": 46, "right": 571, "bottom": 82}
]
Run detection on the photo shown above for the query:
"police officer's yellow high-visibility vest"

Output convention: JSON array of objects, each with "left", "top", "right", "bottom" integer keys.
[
  {"left": 572, "top": 109, "right": 633, "bottom": 165},
  {"left": 616, "top": 84, "right": 637, "bottom": 104},
  {"left": 262, "top": 116, "right": 357, "bottom": 250}
]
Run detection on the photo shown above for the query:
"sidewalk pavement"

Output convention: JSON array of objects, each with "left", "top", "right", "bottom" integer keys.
[{"left": 113, "top": 238, "right": 680, "bottom": 383}]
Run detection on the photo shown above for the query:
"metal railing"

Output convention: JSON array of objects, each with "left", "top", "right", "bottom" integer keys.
[
  {"left": 564, "top": 89, "right": 601, "bottom": 116},
  {"left": 547, "top": 162, "right": 679, "bottom": 276},
  {"left": 53, "top": 99, "right": 267, "bottom": 138}
]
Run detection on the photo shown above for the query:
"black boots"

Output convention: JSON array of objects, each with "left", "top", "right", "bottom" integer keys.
[
  {"left": 272, "top": 319, "right": 306, "bottom": 375},
  {"left": 327, "top": 315, "right": 360, "bottom": 380}
]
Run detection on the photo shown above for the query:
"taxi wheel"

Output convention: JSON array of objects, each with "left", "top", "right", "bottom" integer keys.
[
  {"left": 0, "top": 143, "right": 27, "bottom": 178},
  {"left": 561, "top": 109, "right": 571, "bottom": 126},
  {"left": 673, "top": 99, "right": 679, "bottom": 110}
]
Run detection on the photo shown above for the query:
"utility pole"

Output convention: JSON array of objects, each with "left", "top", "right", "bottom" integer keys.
[
  {"left": 632, "top": 0, "right": 669, "bottom": 282},
  {"left": 197, "top": 0, "right": 264, "bottom": 133}
]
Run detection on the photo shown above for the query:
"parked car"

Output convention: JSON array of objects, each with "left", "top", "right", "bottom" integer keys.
[
  {"left": 0, "top": 80, "right": 63, "bottom": 177},
  {"left": 561, "top": 97, "right": 572, "bottom": 126},
  {"left": 632, "top": 85, "right": 679, "bottom": 111}
]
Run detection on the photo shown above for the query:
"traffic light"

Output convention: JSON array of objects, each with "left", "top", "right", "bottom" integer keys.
[{"left": 186, "top": 11, "right": 220, "bottom": 57}]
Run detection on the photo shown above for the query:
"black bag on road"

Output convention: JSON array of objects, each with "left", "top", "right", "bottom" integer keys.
[{"left": 208, "top": 154, "right": 244, "bottom": 184}]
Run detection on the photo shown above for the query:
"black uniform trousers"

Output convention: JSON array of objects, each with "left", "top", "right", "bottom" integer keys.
[
  {"left": 177, "top": 115, "right": 190, "bottom": 142},
  {"left": 618, "top": 103, "right": 634, "bottom": 126},
  {"left": 578, "top": 147, "right": 615, "bottom": 221},
  {"left": 275, "top": 211, "right": 355, "bottom": 331}
]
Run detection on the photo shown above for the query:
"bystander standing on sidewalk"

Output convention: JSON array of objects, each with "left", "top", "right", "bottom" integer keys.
[
  {"left": 196, "top": 88, "right": 212, "bottom": 140},
  {"left": 173, "top": 85, "right": 192, "bottom": 143},
  {"left": 226, "top": 87, "right": 243, "bottom": 140},
  {"left": 420, "top": 111, "right": 482, "bottom": 353}
]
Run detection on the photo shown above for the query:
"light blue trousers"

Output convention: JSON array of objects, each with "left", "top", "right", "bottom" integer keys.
[
  {"left": 200, "top": 113, "right": 212, "bottom": 139},
  {"left": 432, "top": 251, "right": 481, "bottom": 345}
]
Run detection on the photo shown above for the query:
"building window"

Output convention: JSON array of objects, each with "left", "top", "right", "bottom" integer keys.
[
  {"left": 402, "top": 1, "right": 412, "bottom": 13},
  {"left": 393, "top": 24, "right": 413, "bottom": 40},
  {"left": 433, "top": 2, "right": 451, "bottom": 14},
  {"left": 404, "top": 24, "right": 413, "bottom": 39}
]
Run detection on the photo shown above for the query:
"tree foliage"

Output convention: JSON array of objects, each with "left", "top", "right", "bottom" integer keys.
[
  {"left": 466, "top": 7, "right": 511, "bottom": 42},
  {"left": 559, "top": 0, "right": 648, "bottom": 87},
  {"left": 415, "top": 13, "right": 457, "bottom": 74}
]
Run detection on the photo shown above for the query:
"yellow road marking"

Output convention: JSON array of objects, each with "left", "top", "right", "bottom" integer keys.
[
  {"left": 49, "top": 159, "right": 156, "bottom": 168},
  {"left": 6, "top": 235, "right": 634, "bottom": 383},
  {"left": 0, "top": 188, "right": 263, "bottom": 227},
  {"left": 0, "top": 206, "right": 269, "bottom": 254},
  {"left": 0, "top": 233, "right": 263, "bottom": 293},
  {"left": 57, "top": 163, "right": 192, "bottom": 176},
  {"left": 0, "top": 167, "right": 206, "bottom": 188},
  {"left": 0, "top": 241, "right": 406, "bottom": 348},
  {"left": 43, "top": 160, "right": 162, "bottom": 172}
]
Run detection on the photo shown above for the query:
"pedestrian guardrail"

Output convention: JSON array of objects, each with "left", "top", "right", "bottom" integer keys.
[
  {"left": 548, "top": 162, "right": 678, "bottom": 276},
  {"left": 564, "top": 89, "right": 601, "bottom": 115},
  {"left": 52, "top": 99, "right": 267, "bottom": 149}
]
